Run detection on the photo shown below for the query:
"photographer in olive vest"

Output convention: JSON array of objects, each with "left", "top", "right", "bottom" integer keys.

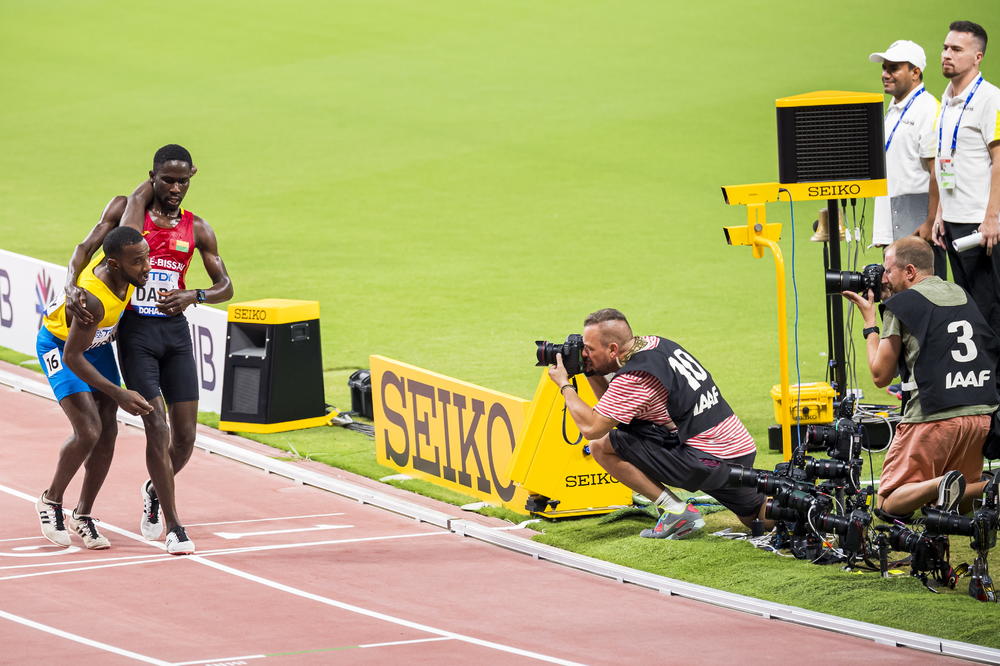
[{"left": 842, "top": 236, "right": 998, "bottom": 517}]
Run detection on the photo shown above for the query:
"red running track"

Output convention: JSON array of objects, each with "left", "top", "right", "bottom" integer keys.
[{"left": 0, "top": 365, "right": 962, "bottom": 665}]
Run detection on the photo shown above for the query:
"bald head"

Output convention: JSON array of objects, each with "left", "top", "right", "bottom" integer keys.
[{"left": 888, "top": 237, "right": 934, "bottom": 275}]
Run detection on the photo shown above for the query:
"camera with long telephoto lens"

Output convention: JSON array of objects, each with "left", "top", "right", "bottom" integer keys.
[
  {"left": 875, "top": 524, "right": 955, "bottom": 590},
  {"left": 813, "top": 508, "right": 871, "bottom": 557},
  {"left": 800, "top": 418, "right": 864, "bottom": 487},
  {"left": 535, "top": 334, "right": 585, "bottom": 377},
  {"left": 825, "top": 263, "right": 886, "bottom": 302}
]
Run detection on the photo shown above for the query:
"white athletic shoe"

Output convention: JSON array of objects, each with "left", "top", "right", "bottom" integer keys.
[
  {"left": 165, "top": 526, "right": 195, "bottom": 555},
  {"left": 140, "top": 481, "right": 163, "bottom": 540},
  {"left": 67, "top": 512, "right": 111, "bottom": 550},
  {"left": 35, "top": 492, "right": 71, "bottom": 547}
]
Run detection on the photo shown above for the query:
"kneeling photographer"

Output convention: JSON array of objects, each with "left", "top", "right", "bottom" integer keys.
[
  {"left": 545, "top": 308, "right": 766, "bottom": 539},
  {"left": 841, "top": 237, "right": 999, "bottom": 518}
]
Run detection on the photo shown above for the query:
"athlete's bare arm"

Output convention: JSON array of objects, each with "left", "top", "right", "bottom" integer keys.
[
  {"left": 156, "top": 217, "right": 234, "bottom": 315},
  {"left": 64, "top": 197, "right": 126, "bottom": 325},
  {"left": 120, "top": 180, "right": 153, "bottom": 232},
  {"left": 62, "top": 291, "right": 152, "bottom": 416}
]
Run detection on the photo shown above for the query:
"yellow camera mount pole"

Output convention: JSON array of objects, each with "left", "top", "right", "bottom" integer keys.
[{"left": 721, "top": 183, "right": 793, "bottom": 460}]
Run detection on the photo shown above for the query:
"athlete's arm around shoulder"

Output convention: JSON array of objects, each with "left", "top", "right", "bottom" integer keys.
[
  {"left": 64, "top": 196, "right": 126, "bottom": 325},
  {"left": 193, "top": 216, "right": 234, "bottom": 303}
]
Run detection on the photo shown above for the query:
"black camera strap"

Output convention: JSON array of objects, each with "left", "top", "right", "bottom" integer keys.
[{"left": 561, "top": 377, "right": 583, "bottom": 445}]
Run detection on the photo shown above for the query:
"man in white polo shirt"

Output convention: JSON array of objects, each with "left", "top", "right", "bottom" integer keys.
[
  {"left": 869, "top": 40, "right": 946, "bottom": 278},
  {"left": 931, "top": 20, "right": 1000, "bottom": 336}
]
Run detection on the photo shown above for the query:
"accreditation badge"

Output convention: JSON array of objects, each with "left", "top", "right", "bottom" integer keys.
[{"left": 939, "top": 157, "right": 956, "bottom": 190}]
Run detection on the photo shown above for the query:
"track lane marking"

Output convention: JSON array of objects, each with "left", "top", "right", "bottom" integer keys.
[
  {"left": 0, "top": 609, "right": 170, "bottom": 664},
  {"left": 1, "top": 482, "right": 582, "bottom": 665},
  {"left": 173, "top": 638, "right": 455, "bottom": 666},
  {"left": 214, "top": 524, "right": 352, "bottom": 540},
  {"left": 185, "top": 513, "right": 344, "bottom": 527},
  {"left": 0, "top": 532, "right": 448, "bottom": 576}
]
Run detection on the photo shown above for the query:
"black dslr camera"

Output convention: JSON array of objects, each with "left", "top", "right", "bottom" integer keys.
[
  {"left": 825, "top": 263, "right": 886, "bottom": 302},
  {"left": 535, "top": 334, "right": 585, "bottom": 376}
]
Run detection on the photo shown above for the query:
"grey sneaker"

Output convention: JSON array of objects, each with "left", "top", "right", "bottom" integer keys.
[
  {"left": 68, "top": 512, "right": 110, "bottom": 550},
  {"left": 640, "top": 504, "right": 705, "bottom": 539},
  {"left": 140, "top": 481, "right": 162, "bottom": 540},
  {"left": 35, "top": 492, "right": 70, "bottom": 547},
  {"left": 935, "top": 470, "right": 966, "bottom": 513},
  {"left": 165, "top": 526, "right": 195, "bottom": 555}
]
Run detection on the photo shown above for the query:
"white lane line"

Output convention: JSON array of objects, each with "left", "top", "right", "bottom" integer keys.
[
  {"left": 191, "top": 556, "right": 583, "bottom": 665},
  {"left": 186, "top": 513, "right": 345, "bottom": 527},
  {"left": 215, "top": 524, "right": 352, "bottom": 540},
  {"left": 0, "top": 557, "right": 176, "bottom": 582},
  {"left": 0, "top": 533, "right": 448, "bottom": 579},
  {"left": 0, "top": 609, "right": 170, "bottom": 665},
  {"left": 360, "top": 636, "right": 454, "bottom": 648},
  {"left": 0, "top": 486, "right": 582, "bottom": 665},
  {"left": 0, "top": 536, "right": 55, "bottom": 543},
  {"left": 173, "top": 655, "right": 265, "bottom": 666}
]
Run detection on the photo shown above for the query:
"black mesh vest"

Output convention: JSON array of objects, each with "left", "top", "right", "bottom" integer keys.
[
  {"left": 613, "top": 337, "right": 734, "bottom": 444},
  {"left": 882, "top": 287, "right": 999, "bottom": 415}
]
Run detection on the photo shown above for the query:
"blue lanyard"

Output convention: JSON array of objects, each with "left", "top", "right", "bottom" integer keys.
[
  {"left": 938, "top": 75, "right": 983, "bottom": 156},
  {"left": 885, "top": 86, "right": 925, "bottom": 151}
]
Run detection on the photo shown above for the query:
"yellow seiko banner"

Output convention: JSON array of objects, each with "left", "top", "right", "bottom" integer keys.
[
  {"left": 371, "top": 356, "right": 632, "bottom": 516},
  {"left": 371, "top": 355, "right": 533, "bottom": 511}
]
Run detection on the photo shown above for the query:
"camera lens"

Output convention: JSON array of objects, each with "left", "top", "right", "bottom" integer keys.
[
  {"left": 921, "top": 507, "right": 975, "bottom": 536},
  {"left": 764, "top": 499, "right": 800, "bottom": 522},
  {"left": 824, "top": 270, "right": 864, "bottom": 295}
]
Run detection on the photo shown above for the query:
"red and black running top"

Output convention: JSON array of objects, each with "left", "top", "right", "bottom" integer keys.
[{"left": 128, "top": 210, "right": 196, "bottom": 317}]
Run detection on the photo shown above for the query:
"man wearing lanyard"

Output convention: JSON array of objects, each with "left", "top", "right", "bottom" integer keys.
[
  {"left": 931, "top": 21, "right": 1000, "bottom": 338},
  {"left": 868, "top": 40, "right": 946, "bottom": 278}
]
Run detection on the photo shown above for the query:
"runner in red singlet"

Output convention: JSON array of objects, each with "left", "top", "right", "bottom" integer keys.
[{"left": 65, "top": 145, "right": 233, "bottom": 555}]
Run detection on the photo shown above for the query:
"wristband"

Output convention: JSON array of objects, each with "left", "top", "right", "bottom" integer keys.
[
  {"left": 862, "top": 326, "right": 880, "bottom": 339},
  {"left": 559, "top": 384, "right": 575, "bottom": 394},
  {"left": 196, "top": 289, "right": 207, "bottom": 304}
]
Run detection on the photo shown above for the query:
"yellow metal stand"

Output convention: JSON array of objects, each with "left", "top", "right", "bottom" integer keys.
[
  {"left": 506, "top": 371, "right": 632, "bottom": 517},
  {"left": 722, "top": 195, "right": 794, "bottom": 460}
]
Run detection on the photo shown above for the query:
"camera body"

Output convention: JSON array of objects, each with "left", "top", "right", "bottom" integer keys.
[
  {"left": 825, "top": 263, "right": 886, "bottom": 302},
  {"left": 535, "top": 334, "right": 586, "bottom": 376}
]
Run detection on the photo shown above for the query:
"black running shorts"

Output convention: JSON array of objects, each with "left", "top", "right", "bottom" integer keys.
[
  {"left": 609, "top": 420, "right": 765, "bottom": 518},
  {"left": 116, "top": 309, "right": 199, "bottom": 404}
]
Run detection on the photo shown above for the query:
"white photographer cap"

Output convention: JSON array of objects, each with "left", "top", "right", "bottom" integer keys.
[{"left": 869, "top": 40, "right": 926, "bottom": 71}]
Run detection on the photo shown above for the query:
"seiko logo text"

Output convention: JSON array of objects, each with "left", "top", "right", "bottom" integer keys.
[
  {"left": 233, "top": 308, "right": 268, "bottom": 321},
  {"left": 380, "top": 371, "right": 517, "bottom": 501},
  {"left": 565, "top": 473, "right": 619, "bottom": 488},
  {"left": 806, "top": 184, "right": 862, "bottom": 197}
]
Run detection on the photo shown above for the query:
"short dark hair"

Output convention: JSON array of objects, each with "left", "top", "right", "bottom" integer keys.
[
  {"left": 950, "top": 20, "right": 988, "bottom": 54},
  {"left": 889, "top": 237, "right": 934, "bottom": 274},
  {"left": 152, "top": 144, "right": 193, "bottom": 170},
  {"left": 103, "top": 226, "right": 145, "bottom": 258},
  {"left": 584, "top": 308, "right": 630, "bottom": 329}
]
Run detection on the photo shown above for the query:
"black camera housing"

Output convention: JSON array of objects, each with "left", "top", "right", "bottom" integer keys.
[
  {"left": 825, "top": 263, "right": 886, "bottom": 302},
  {"left": 535, "top": 334, "right": 585, "bottom": 377}
]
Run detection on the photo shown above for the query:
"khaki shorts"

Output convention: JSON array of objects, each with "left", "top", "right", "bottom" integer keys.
[{"left": 878, "top": 414, "right": 989, "bottom": 497}]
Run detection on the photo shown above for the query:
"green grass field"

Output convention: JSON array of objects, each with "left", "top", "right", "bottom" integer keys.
[{"left": 3, "top": 0, "right": 999, "bottom": 648}]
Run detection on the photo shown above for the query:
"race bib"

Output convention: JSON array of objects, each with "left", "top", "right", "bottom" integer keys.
[
  {"left": 939, "top": 157, "right": 956, "bottom": 190},
  {"left": 42, "top": 347, "right": 62, "bottom": 377},
  {"left": 131, "top": 269, "right": 180, "bottom": 316}
]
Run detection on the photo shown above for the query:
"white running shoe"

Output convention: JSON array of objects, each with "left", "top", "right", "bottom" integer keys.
[
  {"left": 165, "top": 526, "right": 195, "bottom": 555},
  {"left": 140, "top": 481, "right": 163, "bottom": 540},
  {"left": 35, "top": 492, "right": 71, "bottom": 547},
  {"left": 68, "top": 512, "right": 111, "bottom": 550}
]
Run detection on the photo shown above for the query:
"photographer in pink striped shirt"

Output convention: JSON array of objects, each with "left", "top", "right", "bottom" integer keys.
[{"left": 547, "top": 308, "right": 765, "bottom": 539}]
